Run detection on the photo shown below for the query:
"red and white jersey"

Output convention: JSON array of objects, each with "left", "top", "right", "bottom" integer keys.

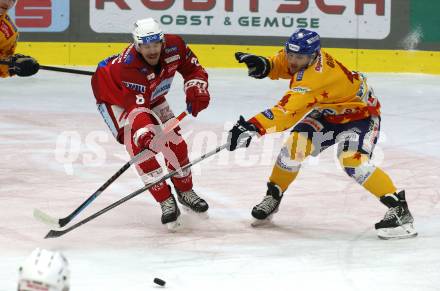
[{"left": 91, "top": 34, "right": 208, "bottom": 142}]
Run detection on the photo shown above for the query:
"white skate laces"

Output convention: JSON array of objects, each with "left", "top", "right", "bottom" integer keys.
[
  {"left": 383, "top": 208, "right": 398, "bottom": 221},
  {"left": 256, "top": 195, "right": 279, "bottom": 213},
  {"left": 179, "top": 190, "right": 202, "bottom": 205},
  {"left": 160, "top": 196, "right": 176, "bottom": 216}
]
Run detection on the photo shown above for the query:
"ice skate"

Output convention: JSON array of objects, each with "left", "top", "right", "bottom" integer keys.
[
  {"left": 251, "top": 182, "right": 283, "bottom": 226},
  {"left": 160, "top": 195, "right": 182, "bottom": 231},
  {"left": 176, "top": 188, "right": 209, "bottom": 219},
  {"left": 375, "top": 190, "right": 418, "bottom": 240}
]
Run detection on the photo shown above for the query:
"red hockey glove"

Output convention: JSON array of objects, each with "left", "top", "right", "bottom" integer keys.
[
  {"left": 135, "top": 128, "right": 156, "bottom": 151},
  {"left": 184, "top": 79, "right": 210, "bottom": 117}
]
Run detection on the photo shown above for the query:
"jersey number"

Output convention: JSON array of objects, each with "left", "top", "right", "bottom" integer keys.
[
  {"left": 136, "top": 94, "right": 145, "bottom": 105},
  {"left": 191, "top": 57, "right": 201, "bottom": 66}
]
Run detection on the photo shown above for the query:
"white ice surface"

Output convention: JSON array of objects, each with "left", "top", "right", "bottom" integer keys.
[{"left": 1, "top": 69, "right": 440, "bottom": 291}]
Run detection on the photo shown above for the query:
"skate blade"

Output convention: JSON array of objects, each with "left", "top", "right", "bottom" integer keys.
[
  {"left": 251, "top": 215, "right": 274, "bottom": 227},
  {"left": 250, "top": 206, "right": 279, "bottom": 227},
  {"left": 165, "top": 217, "right": 182, "bottom": 232},
  {"left": 377, "top": 223, "right": 418, "bottom": 240},
  {"left": 182, "top": 206, "right": 209, "bottom": 220}
]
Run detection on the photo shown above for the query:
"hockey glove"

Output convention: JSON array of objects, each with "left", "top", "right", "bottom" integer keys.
[
  {"left": 136, "top": 127, "right": 156, "bottom": 151},
  {"left": 185, "top": 79, "right": 210, "bottom": 117},
  {"left": 235, "top": 52, "right": 270, "bottom": 79},
  {"left": 136, "top": 124, "right": 177, "bottom": 153},
  {"left": 227, "top": 116, "right": 258, "bottom": 151},
  {"left": 8, "top": 54, "right": 40, "bottom": 77}
]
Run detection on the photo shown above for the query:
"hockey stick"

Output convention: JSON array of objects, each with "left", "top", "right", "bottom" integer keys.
[
  {"left": 39, "top": 65, "right": 94, "bottom": 76},
  {"left": 34, "top": 110, "right": 189, "bottom": 228},
  {"left": 44, "top": 142, "right": 229, "bottom": 239},
  {"left": 0, "top": 60, "right": 95, "bottom": 76}
]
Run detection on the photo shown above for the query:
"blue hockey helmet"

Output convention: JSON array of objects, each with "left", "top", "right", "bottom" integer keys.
[{"left": 285, "top": 29, "right": 321, "bottom": 55}]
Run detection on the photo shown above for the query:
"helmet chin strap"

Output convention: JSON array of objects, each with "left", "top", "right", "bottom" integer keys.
[{"left": 307, "top": 52, "right": 318, "bottom": 66}]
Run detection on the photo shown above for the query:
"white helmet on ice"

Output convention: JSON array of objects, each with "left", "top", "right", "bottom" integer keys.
[
  {"left": 17, "top": 248, "right": 70, "bottom": 291},
  {"left": 132, "top": 18, "right": 164, "bottom": 47}
]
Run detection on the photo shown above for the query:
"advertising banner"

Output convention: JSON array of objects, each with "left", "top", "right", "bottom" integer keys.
[
  {"left": 9, "top": 0, "right": 70, "bottom": 32},
  {"left": 90, "top": 0, "right": 391, "bottom": 39}
]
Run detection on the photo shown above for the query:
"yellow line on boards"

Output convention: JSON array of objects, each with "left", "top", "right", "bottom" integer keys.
[{"left": 16, "top": 42, "right": 440, "bottom": 74}]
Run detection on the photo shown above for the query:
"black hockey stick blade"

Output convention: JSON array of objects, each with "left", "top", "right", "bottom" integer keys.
[{"left": 45, "top": 229, "right": 68, "bottom": 239}]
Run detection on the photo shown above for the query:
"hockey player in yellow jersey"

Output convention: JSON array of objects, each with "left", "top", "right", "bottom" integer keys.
[
  {"left": 0, "top": 0, "right": 39, "bottom": 78},
  {"left": 228, "top": 29, "right": 417, "bottom": 240}
]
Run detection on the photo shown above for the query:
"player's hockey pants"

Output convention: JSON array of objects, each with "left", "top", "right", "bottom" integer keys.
[
  {"left": 269, "top": 114, "right": 397, "bottom": 198},
  {"left": 97, "top": 99, "right": 192, "bottom": 202}
]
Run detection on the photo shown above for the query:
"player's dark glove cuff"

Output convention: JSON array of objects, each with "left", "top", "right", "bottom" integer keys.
[{"left": 227, "top": 115, "right": 258, "bottom": 151}]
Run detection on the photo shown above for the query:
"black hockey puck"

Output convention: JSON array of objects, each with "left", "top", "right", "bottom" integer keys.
[{"left": 154, "top": 277, "right": 166, "bottom": 286}]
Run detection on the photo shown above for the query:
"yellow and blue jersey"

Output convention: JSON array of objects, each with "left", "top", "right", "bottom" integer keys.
[{"left": 251, "top": 49, "right": 380, "bottom": 135}]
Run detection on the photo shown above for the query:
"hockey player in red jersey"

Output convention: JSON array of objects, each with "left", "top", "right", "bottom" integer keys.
[{"left": 91, "top": 18, "right": 210, "bottom": 230}]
